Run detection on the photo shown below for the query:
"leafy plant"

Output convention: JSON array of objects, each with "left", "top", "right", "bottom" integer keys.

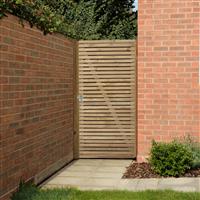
[
  {"left": 0, "top": 0, "right": 137, "bottom": 39},
  {"left": 11, "top": 181, "right": 39, "bottom": 200},
  {"left": 149, "top": 140, "right": 193, "bottom": 177},
  {"left": 192, "top": 144, "right": 200, "bottom": 169},
  {"left": 183, "top": 136, "right": 200, "bottom": 169},
  {"left": 60, "top": 0, "right": 102, "bottom": 40},
  {"left": 92, "top": 0, "right": 137, "bottom": 39},
  {"left": 0, "top": 0, "right": 66, "bottom": 34}
]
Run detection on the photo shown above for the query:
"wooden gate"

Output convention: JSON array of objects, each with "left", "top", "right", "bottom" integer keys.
[{"left": 77, "top": 40, "right": 136, "bottom": 158}]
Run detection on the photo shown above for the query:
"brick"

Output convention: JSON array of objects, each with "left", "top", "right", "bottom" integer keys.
[
  {"left": 0, "top": 14, "right": 75, "bottom": 199},
  {"left": 137, "top": 0, "right": 200, "bottom": 162}
]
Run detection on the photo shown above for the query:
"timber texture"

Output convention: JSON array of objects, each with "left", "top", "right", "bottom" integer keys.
[{"left": 78, "top": 40, "right": 137, "bottom": 158}]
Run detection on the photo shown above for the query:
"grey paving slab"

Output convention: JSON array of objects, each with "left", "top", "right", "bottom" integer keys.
[
  {"left": 46, "top": 177, "right": 87, "bottom": 186},
  {"left": 43, "top": 159, "right": 200, "bottom": 192},
  {"left": 58, "top": 171, "right": 92, "bottom": 178},
  {"left": 66, "top": 165, "right": 97, "bottom": 172},
  {"left": 81, "top": 178, "right": 120, "bottom": 187},
  {"left": 136, "top": 179, "right": 159, "bottom": 191},
  {"left": 158, "top": 178, "right": 199, "bottom": 192},
  {"left": 116, "top": 179, "right": 138, "bottom": 190},
  {"left": 95, "top": 166, "right": 126, "bottom": 173},
  {"left": 197, "top": 179, "right": 200, "bottom": 192},
  {"left": 72, "top": 159, "right": 103, "bottom": 166},
  {"left": 91, "top": 172, "right": 123, "bottom": 179}
]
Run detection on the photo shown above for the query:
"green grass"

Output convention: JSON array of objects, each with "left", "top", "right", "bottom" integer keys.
[{"left": 11, "top": 184, "right": 200, "bottom": 200}]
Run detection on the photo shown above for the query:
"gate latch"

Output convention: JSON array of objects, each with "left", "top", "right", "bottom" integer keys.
[{"left": 77, "top": 95, "right": 84, "bottom": 102}]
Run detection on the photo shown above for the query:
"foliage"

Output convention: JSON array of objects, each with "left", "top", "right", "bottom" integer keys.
[
  {"left": 149, "top": 140, "right": 193, "bottom": 177},
  {"left": 42, "top": 0, "right": 137, "bottom": 39},
  {"left": 11, "top": 183, "right": 200, "bottom": 200},
  {"left": 11, "top": 181, "right": 39, "bottom": 200},
  {"left": 184, "top": 136, "right": 200, "bottom": 169},
  {"left": 60, "top": 0, "right": 102, "bottom": 40},
  {"left": 0, "top": 0, "right": 67, "bottom": 34},
  {"left": 93, "top": 0, "right": 137, "bottom": 39},
  {"left": 0, "top": 0, "right": 137, "bottom": 39},
  {"left": 191, "top": 144, "right": 200, "bottom": 169}
]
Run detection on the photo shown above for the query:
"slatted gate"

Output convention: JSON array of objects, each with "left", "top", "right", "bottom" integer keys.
[{"left": 77, "top": 40, "right": 136, "bottom": 158}]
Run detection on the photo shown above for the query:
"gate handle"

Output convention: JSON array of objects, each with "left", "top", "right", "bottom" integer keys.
[{"left": 77, "top": 95, "right": 84, "bottom": 102}]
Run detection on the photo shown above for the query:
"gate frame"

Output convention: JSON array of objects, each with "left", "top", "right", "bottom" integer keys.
[
  {"left": 73, "top": 40, "right": 138, "bottom": 159},
  {"left": 73, "top": 40, "right": 80, "bottom": 159}
]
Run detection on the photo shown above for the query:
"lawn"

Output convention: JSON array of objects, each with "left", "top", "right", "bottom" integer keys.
[{"left": 11, "top": 184, "right": 200, "bottom": 200}]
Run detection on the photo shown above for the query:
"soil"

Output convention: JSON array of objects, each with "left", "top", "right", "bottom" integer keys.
[{"left": 123, "top": 162, "right": 200, "bottom": 179}]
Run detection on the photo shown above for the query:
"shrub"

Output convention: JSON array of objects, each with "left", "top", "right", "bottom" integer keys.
[
  {"left": 184, "top": 137, "right": 200, "bottom": 169},
  {"left": 192, "top": 144, "right": 200, "bottom": 169},
  {"left": 149, "top": 140, "right": 193, "bottom": 177}
]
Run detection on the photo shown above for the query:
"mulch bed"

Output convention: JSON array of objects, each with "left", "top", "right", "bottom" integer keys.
[{"left": 123, "top": 162, "right": 200, "bottom": 179}]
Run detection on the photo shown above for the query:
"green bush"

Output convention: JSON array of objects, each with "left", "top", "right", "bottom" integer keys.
[
  {"left": 184, "top": 137, "right": 200, "bottom": 169},
  {"left": 192, "top": 144, "right": 200, "bottom": 169},
  {"left": 149, "top": 140, "right": 193, "bottom": 177}
]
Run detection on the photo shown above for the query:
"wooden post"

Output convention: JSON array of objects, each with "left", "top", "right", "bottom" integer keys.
[{"left": 73, "top": 40, "right": 79, "bottom": 159}]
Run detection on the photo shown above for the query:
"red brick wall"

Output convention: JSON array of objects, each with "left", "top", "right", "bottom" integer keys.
[
  {"left": 137, "top": 1, "right": 200, "bottom": 161},
  {"left": 0, "top": 15, "right": 75, "bottom": 199}
]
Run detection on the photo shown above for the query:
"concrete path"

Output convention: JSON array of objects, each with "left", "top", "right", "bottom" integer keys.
[{"left": 43, "top": 159, "right": 200, "bottom": 192}]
